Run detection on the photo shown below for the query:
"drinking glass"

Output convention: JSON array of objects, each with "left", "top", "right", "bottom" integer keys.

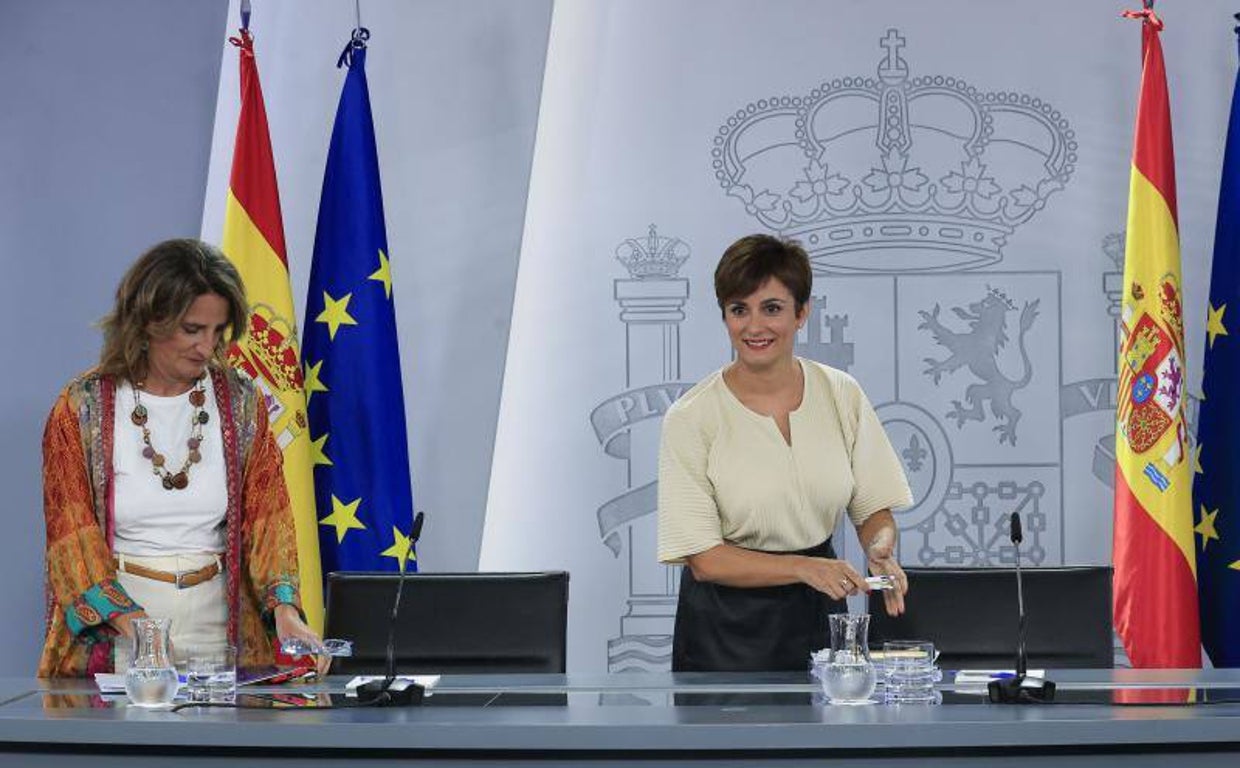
[
  {"left": 882, "top": 640, "right": 939, "bottom": 704},
  {"left": 186, "top": 646, "right": 236, "bottom": 704}
]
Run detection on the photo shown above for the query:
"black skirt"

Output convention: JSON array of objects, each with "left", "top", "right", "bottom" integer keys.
[{"left": 671, "top": 538, "right": 845, "bottom": 672}]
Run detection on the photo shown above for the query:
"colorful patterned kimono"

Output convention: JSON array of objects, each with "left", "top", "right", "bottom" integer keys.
[{"left": 38, "top": 367, "right": 301, "bottom": 676}]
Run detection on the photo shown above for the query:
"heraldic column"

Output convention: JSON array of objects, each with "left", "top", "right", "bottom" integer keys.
[{"left": 606, "top": 225, "right": 689, "bottom": 671}]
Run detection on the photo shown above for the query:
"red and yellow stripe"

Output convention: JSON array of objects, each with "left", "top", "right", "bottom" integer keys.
[
  {"left": 1113, "top": 14, "right": 1200, "bottom": 669},
  {"left": 221, "top": 28, "right": 323, "bottom": 630}
]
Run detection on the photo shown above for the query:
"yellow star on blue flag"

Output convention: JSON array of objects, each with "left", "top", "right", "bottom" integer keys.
[{"left": 379, "top": 526, "right": 415, "bottom": 572}]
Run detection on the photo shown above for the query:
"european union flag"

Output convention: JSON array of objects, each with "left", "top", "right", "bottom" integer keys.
[
  {"left": 1192, "top": 26, "right": 1240, "bottom": 668},
  {"left": 303, "top": 31, "right": 417, "bottom": 575}
]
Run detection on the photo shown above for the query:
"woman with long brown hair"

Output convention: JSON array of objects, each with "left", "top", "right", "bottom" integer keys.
[{"left": 39, "top": 238, "right": 324, "bottom": 676}]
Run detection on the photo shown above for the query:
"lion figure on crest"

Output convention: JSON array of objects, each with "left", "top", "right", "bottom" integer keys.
[{"left": 918, "top": 288, "right": 1040, "bottom": 445}]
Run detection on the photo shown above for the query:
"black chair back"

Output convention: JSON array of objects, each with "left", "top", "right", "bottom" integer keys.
[
  {"left": 868, "top": 566, "right": 1113, "bottom": 669},
  {"left": 325, "top": 571, "right": 569, "bottom": 675}
]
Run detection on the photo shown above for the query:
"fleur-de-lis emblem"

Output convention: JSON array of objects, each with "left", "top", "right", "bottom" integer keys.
[{"left": 902, "top": 433, "right": 928, "bottom": 472}]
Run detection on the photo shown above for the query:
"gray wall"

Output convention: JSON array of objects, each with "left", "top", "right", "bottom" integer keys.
[{"left": 0, "top": 0, "right": 230, "bottom": 675}]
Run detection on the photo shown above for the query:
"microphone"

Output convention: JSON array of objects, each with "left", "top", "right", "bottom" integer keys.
[
  {"left": 358, "top": 510, "right": 426, "bottom": 706},
  {"left": 1011, "top": 512, "right": 1026, "bottom": 678},
  {"left": 988, "top": 511, "right": 1055, "bottom": 704}
]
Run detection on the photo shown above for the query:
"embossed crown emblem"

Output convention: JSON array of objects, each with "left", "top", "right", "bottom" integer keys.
[
  {"left": 712, "top": 29, "right": 1076, "bottom": 273},
  {"left": 615, "top": 224, "right": 691, "bottom": 279}
]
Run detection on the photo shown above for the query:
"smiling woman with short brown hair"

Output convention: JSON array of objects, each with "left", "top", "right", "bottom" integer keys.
[{"left": 657, "top": 234, "right": 913, "bottom": 672}]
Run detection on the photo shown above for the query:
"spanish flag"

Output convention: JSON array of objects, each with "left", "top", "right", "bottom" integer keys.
[
  {"left": 1113, "top": 7, "right": 1200, "bottom": 669},
  {"left": 220, "top": 25, "right": 324, "bottom": 630}
]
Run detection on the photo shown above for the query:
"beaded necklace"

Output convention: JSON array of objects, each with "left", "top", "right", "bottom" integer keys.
[{"left": 130, "top": 376, "right": 210, "bottom": 490}]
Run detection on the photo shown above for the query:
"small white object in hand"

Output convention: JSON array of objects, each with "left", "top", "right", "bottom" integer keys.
[
  {"left": 281, "top": 637, "right": 354, "bottom": 657},
  {"left": 865, "top": 575, "right": 896, "bottom": 590}
]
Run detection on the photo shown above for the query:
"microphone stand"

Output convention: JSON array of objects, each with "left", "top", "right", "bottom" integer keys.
[
  {"left": 358, "top": 511, "right": 426, "bottom": 706},
  {"left": 988, "top": 511, "right": 1055, "bottom": 704}
]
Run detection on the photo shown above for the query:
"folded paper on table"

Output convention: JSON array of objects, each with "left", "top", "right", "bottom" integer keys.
[
  {"left": 953, "top": 669, "right": 1047, "bottom": 687},
  {"left": 344, "top": 675, "right": 441, "bottom": 697},
  {"left": 871, "top": 650, "right": 939, "bottom": 662}
]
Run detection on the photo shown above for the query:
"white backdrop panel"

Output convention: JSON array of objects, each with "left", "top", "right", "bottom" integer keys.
[{"left": 482, "top": 0, "right": 1234, "bottom": 675}]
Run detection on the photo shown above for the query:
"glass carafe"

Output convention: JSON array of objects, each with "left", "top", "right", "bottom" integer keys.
[
  {"left": 822, "top": 613, "right": 876, "bottom": 705},
  {"left": 124, "top": 618, "right": 178, "bottom": 708}
]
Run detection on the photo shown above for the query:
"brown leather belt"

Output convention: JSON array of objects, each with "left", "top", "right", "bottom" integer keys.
[{"left": 113, "top": 557, "right": 221, "bottom": 589}]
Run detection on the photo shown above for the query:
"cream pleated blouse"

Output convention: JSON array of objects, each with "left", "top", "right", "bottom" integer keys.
[{"left": 657, "top": 358, "right": 913, "bottom": 563}]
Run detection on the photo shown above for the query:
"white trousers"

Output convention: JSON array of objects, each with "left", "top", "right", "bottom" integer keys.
[{"left": 114, "top": 552, "right": 227, "bottom": 669}]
